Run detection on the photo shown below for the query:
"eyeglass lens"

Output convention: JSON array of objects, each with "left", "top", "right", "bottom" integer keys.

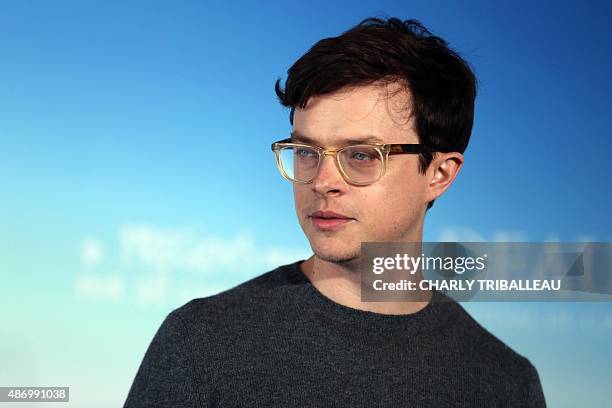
[{"left": 278, "top": 145, "right": 382, "bottom": 184}]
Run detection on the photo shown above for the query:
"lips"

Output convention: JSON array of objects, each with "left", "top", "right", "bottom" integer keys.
[
  {"left": 308, "top": 210, "right": 354, "bottom": 231},
  {"left": 309, "top": 210, "right": 352, "bottom": 219}
]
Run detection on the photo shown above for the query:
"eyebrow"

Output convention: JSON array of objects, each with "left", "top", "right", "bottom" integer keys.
[{"left": 290, "top": 131, "right": 384, "bottom": 145}]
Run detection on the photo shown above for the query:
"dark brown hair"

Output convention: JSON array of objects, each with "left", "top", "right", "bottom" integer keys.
[{"left": 275, "top": 17, "right": 477, "bottom": 209}]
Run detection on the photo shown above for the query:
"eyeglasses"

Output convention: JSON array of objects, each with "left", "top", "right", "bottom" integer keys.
[{"left": 271, "top": 138, "right": 452, "bottom": 186}]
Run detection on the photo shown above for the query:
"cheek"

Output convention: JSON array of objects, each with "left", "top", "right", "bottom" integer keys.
[
  {"left": 359, "top": 173, "right": 426, "bottom": 224},
  {"left": 293, "top": 186, "right": 309, "bottom": 216},
  {"left": 384, "top": 161, "right": 429, "bottom": 204},
  {"left": 361, "top": 187, "right": 417, "bottom": 219}
]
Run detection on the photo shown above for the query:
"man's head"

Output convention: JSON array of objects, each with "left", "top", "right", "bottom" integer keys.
[{"left": 274, "top": 17, "right": 477, "bottom": 264}]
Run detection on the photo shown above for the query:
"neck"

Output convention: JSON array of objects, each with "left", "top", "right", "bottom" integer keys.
[{"left": 299, "top": 243, "right": 432, "bottom": 316}]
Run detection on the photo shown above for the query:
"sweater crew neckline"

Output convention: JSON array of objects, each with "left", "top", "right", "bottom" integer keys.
[{"left": 282, "top": 259, "right": 454, "bottom": 335}]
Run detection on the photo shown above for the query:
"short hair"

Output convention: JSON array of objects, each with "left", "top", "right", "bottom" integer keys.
[{"left": 275, "top": 17, "right": 478, "bottom": 210}]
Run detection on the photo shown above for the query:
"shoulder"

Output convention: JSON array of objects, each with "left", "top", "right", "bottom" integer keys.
[
  {"left": 168, "top": 261, "right": 303, "bottom": 330},
  {"left": 436, "top": 297, "right": 545, "bottom": 403},
  {"left": 439, "top": 294, "right": 539, "bottom": 373}
]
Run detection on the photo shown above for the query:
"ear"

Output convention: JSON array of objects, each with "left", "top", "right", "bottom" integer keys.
[{"left": 426, "top": 152, "right": 464, "bottom": 203}]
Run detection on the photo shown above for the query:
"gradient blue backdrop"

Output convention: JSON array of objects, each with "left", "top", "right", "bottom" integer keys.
[{"left": 1, "top": 1, "right": 611, "bottom": 407}]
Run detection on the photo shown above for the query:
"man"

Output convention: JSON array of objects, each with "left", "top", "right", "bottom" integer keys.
[{"left": 124, "top": 17, "right": 546, "bottom": 407}]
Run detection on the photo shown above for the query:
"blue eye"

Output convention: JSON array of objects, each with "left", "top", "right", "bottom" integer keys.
[
  {"left": 352, "top": 151, "right": 375, "bottom": 161},
  {"left": 295, "top": 148, "right": 316, "bottom": 158}
]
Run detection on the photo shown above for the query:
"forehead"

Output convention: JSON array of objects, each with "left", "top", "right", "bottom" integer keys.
[{"left": 292, "top": 82, "right": 416, "bottom": 145}]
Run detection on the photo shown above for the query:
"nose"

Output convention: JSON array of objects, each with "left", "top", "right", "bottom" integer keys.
[{"left": 312, "top": 153, "right": 348, "bottom": 195}]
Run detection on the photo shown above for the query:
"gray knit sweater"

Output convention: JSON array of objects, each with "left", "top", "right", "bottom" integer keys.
[{"left": 124, "top": 260, "right": 546, "bottom": 407}]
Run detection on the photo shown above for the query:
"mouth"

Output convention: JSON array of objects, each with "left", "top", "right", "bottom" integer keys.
[{"left": 308, "top": 210, "right": 355, "bottom": 231}]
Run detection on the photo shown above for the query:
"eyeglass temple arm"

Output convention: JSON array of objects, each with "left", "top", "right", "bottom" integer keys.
[{"left": 388, "top": 144, "right": 454, "bottom": 154}]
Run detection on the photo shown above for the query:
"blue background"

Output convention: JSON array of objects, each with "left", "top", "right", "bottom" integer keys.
[{"left": 1, "top": 1, "right": 611, "bottom": 406}]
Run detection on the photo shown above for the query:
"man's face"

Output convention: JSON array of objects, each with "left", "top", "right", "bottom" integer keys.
[{"left": 292, "top": 82, "right": 433, "bottom": 264}]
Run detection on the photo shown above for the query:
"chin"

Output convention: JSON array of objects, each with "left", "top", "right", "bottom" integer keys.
[{"left": 311, "top": 243, "right": 361, "bottom": 264}]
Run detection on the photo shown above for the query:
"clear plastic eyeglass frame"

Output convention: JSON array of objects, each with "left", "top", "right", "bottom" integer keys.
[{"left": 271, "top": 137, "right": 452, "bottom": 186}]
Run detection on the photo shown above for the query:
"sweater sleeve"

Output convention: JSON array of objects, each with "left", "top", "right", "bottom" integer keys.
[{"left": 123, "top": 311, "right": 203, "bottom": 408}]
